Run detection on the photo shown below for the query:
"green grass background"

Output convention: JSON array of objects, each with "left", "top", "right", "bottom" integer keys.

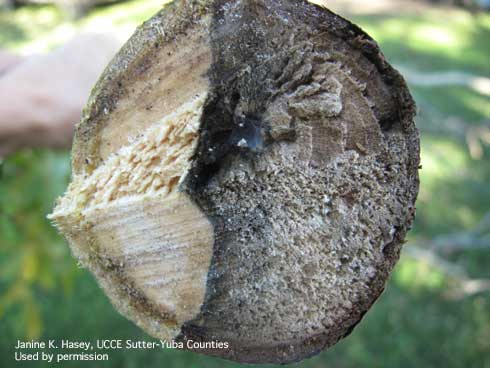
[{"left": 1, "top": 1, "right": 489, "bottom": 367}]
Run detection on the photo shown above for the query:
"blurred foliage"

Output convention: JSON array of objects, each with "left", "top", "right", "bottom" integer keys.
[
  {"left": 0, "top": 150, "right": 78, "bottom": 340},
  {"left": 0, "top": 0, "right": 164, "bottom": 53},
  {"left": 358, "top": 11, "right": 490, "bottom": 75},
  {"left": 0, "top": 1, "right": 489, "bottom": 367}
]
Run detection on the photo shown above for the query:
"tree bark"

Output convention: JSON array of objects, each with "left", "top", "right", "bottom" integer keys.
[{"left": 50, "top": 0, "right": 419, "bottom": 364}]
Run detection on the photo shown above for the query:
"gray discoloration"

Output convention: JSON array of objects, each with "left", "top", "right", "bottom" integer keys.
[{"left": 180, "top": 0, "right": 418, "bottom": 363}]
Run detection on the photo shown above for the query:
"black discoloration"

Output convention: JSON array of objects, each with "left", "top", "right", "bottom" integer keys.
[{"left": 185, "top": 0, "right": 273, "bottom": 191}]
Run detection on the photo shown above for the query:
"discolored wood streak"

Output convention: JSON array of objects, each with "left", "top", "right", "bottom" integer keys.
[{"left": 53, "top": 193, "right": 214, "bottom": 341}]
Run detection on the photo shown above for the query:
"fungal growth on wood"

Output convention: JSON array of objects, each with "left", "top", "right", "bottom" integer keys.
[{"left": 49, "top": 0, "right": 420, "bottom": 364}]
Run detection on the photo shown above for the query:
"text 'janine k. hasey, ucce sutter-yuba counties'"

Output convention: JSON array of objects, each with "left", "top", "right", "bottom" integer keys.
[
  {"left": 15, "top": 339, "right": 230, "bottom": 350},
  {"left": 95, "top": 339, "right": 230, "bottom": 349}
]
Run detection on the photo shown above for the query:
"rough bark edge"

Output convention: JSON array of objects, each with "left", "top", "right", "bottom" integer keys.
[{"left": 67, "top": 0, "right": 420, "bottom": 364}]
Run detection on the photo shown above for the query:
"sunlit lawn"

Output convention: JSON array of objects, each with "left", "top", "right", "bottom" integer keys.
[
  {"left": 356, "top": 11, "right": 490, "bottom": 76},
  {"left": 1, "top": 1, "right": 489, "bottom": 367}
]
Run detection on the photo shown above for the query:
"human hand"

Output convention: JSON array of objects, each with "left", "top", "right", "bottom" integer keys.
[
  {"left": 0, "top": 33, "right": 122, "bottom": 157},
  {"left": 0, "top": 50, "right": 22, "bottom": 76}
]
